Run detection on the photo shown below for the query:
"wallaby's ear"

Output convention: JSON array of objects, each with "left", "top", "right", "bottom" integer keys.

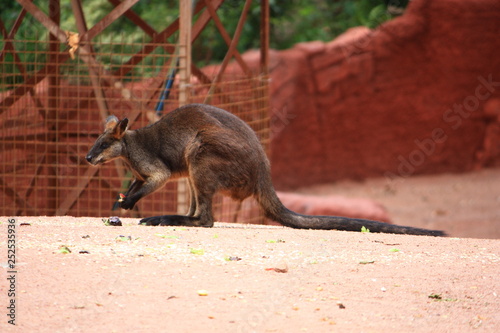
[
  {"left": 105, "top": 115, "right": 119, "bottom": 131},
  {"left": 112, "top": 118, "right": 129, "bottom": 139}
]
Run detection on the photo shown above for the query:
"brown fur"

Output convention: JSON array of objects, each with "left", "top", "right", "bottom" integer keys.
[{"left": 86, "top": 104, "right": 445, "bottom": 236}]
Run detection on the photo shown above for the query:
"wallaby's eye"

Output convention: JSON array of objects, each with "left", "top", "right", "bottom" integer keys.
[{"left": 100, "top": 142, "right": 110, "bottom": 149}]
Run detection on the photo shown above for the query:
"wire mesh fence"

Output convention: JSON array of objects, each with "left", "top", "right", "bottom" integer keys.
[{"left": 0, "top": 36, "right": 270, "bottom": 224}]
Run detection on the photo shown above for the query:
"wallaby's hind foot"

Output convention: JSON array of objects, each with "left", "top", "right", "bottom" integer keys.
[{"left": 139, "top": 215, "right": 214, "bottom": 227}]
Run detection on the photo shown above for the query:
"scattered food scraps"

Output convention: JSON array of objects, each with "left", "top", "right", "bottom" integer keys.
[
  {"left": 109, "top": 216, "right": 123, "bottom": 226},
  {"left": 266, "top": 239, "right": 286, "bottom": 243},
  {"left": 58, "top": 245, "right": 71, "bottom": 254},
  {"left": 115, "top": 235, "right": 132, "bottom": 242},
  {"left": 266, "top": 261, "right": 288, "bottom": 273},
  {"left": 190, "top": 248, "right": 205, "bottom": 255}
]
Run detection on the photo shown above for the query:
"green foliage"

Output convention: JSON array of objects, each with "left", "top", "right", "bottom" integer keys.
[
  {"left": 194, "top": 0, "right": 402, "bottom": 64},
  {"left": 267, "top": 0, "right": 399, "bottom": 50},
  {"left": 1, "top": 0, "right": 405, "bottom": 71}
]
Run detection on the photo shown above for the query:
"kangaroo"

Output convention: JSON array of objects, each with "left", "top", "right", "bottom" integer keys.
[{"left": 86, "top": 104, "right": 445, "bottom": 236}]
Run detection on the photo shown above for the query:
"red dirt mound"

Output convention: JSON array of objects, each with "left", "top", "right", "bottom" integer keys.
[
  {"left": 229, "top": 0, "right": 500, "bottom": 190},
  {"left": 277, "top": 191, "right": 391, "bottom": 223}
]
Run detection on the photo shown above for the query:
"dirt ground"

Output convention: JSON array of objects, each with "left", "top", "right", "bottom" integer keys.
[{"left": 0, "top": 169, "right": 499, "bottom": 332}]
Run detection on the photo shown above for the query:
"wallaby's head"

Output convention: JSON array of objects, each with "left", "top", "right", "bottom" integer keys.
[{"left": 86, "top": 116, "right": 129, "bottom": 165}]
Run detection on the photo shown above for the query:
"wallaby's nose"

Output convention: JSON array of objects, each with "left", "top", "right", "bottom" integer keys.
[{"left": 85, "top": 155, "right": 93, "bottom": 163}]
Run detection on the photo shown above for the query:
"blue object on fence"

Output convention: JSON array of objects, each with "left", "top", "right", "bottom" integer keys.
[{"left": 155, "top": 58, "right": 179, "bottom": 116}]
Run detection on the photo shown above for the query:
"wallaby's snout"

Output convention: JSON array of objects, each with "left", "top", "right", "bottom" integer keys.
[
  {"left": 85, "top": 153, "right": 95, "bottom": 164},
  {"left": 86, "top": 116, "right": 129, "bottom": 166},
  {"left": 85, "top": 148, "right": 101, "bottom": 165}
]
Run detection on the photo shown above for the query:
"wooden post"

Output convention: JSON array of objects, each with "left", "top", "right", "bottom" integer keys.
[
  {"left": 177, "top": 0, "right": 193, "bottom": 214},
  {"left": 260, "top": 0, "right": 269, "bottom": 75},
  {"left": 178, "top": 0, "right": 192, "bottom": 106},
  {"left": 47, "top": 0, "right": 60, "bottom": 214},
  {"left": 71, "top": 0, "right": 109, "bottom": 120}
]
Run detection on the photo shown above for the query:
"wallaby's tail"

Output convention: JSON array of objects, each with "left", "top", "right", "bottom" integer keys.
[{"left": 255, "top": 172, "right": 445, "bottom": 236}]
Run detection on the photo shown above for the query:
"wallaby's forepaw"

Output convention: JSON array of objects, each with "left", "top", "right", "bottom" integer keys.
[
  {"left": 139, "top": 215, "right": 212, "bottom": 227},
  {"left": 120, "top": 198, "right": 136, "bottom": 210}
]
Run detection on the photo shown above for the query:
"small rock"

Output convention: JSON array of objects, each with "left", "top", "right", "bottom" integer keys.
[{"left": 273, "top": 261, "right": 288, "bottom": 273}]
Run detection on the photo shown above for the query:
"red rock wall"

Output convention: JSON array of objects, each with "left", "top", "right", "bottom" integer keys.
[
  {"left": 266, "top": 0, "right": 500, "bottom": 189},
  {"left": 276, "top": 192, "right": 391, "bottom": 223}
]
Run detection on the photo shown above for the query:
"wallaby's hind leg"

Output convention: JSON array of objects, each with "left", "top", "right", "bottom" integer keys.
[
  {"left": 140, "top": 214, "right": 200, "bottom": 226},
  {"left": 139, "top": 207, "right": 213, "bottom": 227},
  {"left": 139, "top": 182, "right": 215, "bottom": 227},
  {"left": 142, "top": 179, "right": 199, "bottom": 225},
  {"left": 139, "top": 149, "right": 220, "bottom": 227}
]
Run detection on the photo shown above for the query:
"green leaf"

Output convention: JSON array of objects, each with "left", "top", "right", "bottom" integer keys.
[
  {"left": 190, "top": 248, "right": 205, "bottom": 255},
  {"left": 58, "top": 245, "right": 71, "bottom": 254},
  {"left": 266, "top": 239, "right": 285, "bottom": 243}
]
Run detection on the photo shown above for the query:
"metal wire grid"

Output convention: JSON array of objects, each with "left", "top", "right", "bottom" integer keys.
[{"left": 0, "top": 36, "right": 270, "bottom": 224}]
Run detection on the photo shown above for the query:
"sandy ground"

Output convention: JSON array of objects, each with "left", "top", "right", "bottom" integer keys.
[{"left": 0, "top": 169, "right": 499, "bottom": 332}]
